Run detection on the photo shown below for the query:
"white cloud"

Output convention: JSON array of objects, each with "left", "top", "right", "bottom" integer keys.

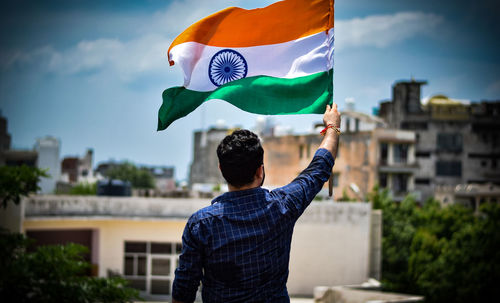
[
  {"left": 2, "top": 7, "right": 444, "bottom": 82},
  {"left": 1, "top": 0, "right": 241, "bottom": 82},
  {"left": 335, "top": 12, "right": 443, "bottom": 51}
]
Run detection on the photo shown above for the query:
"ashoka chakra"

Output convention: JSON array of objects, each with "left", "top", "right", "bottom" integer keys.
[{"left": 208, "top": 49, "right": 248, "bottom": 87}]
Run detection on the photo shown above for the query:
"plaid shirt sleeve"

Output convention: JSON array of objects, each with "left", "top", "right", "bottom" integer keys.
[
  {"left": 172, "top": 217, "right": 203, "bottom": 303},
  {"left": 272, "top": 148, "right": 335, "bottom": 219}
]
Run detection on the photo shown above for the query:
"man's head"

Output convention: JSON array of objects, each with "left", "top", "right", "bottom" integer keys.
[{"left": 217, "top": 129, "right": 264, "bottom": 188}]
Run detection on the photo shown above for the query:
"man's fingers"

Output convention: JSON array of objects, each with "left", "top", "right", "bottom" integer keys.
[
  {"left": 332, "top": 102, "right": 338, "bottom": 110},
  {"left": 326, "top": 104, "right": 331, "bottom": 111}
]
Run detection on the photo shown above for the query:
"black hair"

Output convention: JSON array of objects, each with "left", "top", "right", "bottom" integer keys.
[{"left": 217, "top": 129, "right": 264, "bottom": 187}]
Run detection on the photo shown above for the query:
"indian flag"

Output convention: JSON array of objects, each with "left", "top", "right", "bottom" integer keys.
[{"left": 157, "top": 0, "right": 334, "bottom": 130}]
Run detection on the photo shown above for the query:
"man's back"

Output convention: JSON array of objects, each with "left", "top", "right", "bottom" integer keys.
[
  {"left": 173, "top": 106, "right": 340, "bottom": 303},
  {"left": 173, "top": 149, "right": 335, "bottom": 303}
]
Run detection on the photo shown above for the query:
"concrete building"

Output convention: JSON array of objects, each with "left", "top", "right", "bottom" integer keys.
[
  {"left": 262, "top": 112, "right": 418, "bottom": 201},
  {"left": 434, "top": 183, "right": 500, "bottom": 210},
  {"left": 0, "top": 114, "right": 38, "bottom": 167},
  {"left": 149, "top": 166, "right": 176, "bottom": 194},
  {"left": 61, "top": 149, "right": 95, "bottom": 184},
  {"left": 378, "top": 80, "right": 500, "bottom": 201},
  {"left": 34, "top": 137, "right": 61, "bottom": 194},
  {"left": 189, "top": 127, "right": 230, "bottom": 189},
  {"left": 22, "top": 195, "right": 380, "bottom": 300},
  {"left": 0, "top": 113, "right": 11, "bottom": 151}
]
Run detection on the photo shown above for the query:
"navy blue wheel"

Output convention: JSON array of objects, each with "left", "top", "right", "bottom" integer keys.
[{"left": 208, "top": 49, "right": 248, "bottom": 87}]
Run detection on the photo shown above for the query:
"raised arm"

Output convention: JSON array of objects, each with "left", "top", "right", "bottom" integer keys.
[
  {"left": 319, "top": 103, "right": 340, "bottom": 158},
  {"left": 271, "top": 104, "right": 341, "bottom": 219}
]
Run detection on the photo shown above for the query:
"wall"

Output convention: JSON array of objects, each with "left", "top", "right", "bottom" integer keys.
[
  {"left": 288, "top": 202, "right": 372, "bottom": 295},
  {"left": 23, "top": 196, "right": 376, "bottom": 296}
]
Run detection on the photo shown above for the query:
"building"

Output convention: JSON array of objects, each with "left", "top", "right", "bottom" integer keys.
[
  {"left": 22, "top": 195, "right": 380, "bottom": 300},
  {"left": 262, "top": 111, "right": 418, "bottom": 201},
  {"left": 150, "top": 166, "right": 176, "bottom": 194},
  {"left": 189, "top": 127, "right": 230, "bottom": 189},
  {"left": 61, "top": 149, "right": 96, "bottom": 184},
  {"left": 95, "top": 161, "right": 176, "bottom": 196},
  {"left": 34, "top": 137, "right": 61, "bottom": 194},
  {"left": 0, "top": 113, "right": 38, "bottom": 167},
  {"left": 378, "top": 80, "right": 500, "bottom": 201},
  {"left": 434, "top": 183, "right": 500, "bottom": 210},
  {"left": 0, "top": 112, "right": 11, "bottom": 151}
]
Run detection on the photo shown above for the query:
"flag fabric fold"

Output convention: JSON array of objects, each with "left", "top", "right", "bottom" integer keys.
[{"left": 158, "top": 0, "right": 334, "bottom": 130}]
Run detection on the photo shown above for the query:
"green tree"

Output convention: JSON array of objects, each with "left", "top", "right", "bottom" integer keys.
[
  {"left": 370, "top": 184, "right": 500, "bottom": 302},
  {"left": 0, "top": 165, "right": 47, "bottom": 208},
  {"left": 0, "top": 230, "right": 141, "bottom": 302},
  {"left": 106, "top": 162, "right": 155, "bottom": 189},
  {"left": 0, "top": 165, "right": 141, "bottom": 302},
  {"left": 69, "top": 182, "right": 97, "bottom": 195}
]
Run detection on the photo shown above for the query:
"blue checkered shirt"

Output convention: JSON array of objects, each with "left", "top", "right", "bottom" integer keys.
[{"left": 173, "top": 148, "right": 334, "bottom": 303}]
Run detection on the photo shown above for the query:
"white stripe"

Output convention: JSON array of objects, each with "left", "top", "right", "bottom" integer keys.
[{"left": 170, "top": 29, "right": 334, "bottom": 92}]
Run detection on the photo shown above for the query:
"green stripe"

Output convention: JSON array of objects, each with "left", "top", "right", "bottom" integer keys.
[{"left": 157, "top": 69, "right": 333, "bottom": 130}]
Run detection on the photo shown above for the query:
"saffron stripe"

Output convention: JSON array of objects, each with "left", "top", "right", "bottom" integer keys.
[{"left": 168, "top": 0, "right": 334, "bottom": 65}]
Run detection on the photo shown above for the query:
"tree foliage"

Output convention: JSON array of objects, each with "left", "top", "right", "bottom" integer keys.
[
  {"left": 105, "top": 162, "right": 155, "bottom": 189},
  {"left": 0, "top": 230, "right": 141, "bottom": 303},
  {"left": 69, "top": 182, "right": 97, "bottom": 195},
  {"left": 369, "top": 186, "right": 500, "bottom": 302},
  {"left": 0, "top": 165, "right": 47, "bottom": 208},
  {"left": 0, "top": 166, "right": 140, "bottom": 302}
]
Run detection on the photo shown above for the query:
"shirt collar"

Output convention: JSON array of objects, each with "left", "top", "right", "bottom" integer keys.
[{"left": 211, "top": 187, "right": 266, "bottom": 205}]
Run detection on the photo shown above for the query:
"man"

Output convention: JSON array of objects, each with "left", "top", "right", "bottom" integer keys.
[{"left": 173, "top": 104, "right": 341, "bottom": 303}]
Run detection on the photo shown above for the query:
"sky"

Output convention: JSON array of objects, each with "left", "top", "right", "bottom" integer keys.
[{"left": 1, "top": 0, "right": 499, "bottom": 181}]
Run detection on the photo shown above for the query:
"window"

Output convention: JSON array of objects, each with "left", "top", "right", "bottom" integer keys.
[
  {"left": 416, "top": 151, "right": 430, "bottom": 158},
  {"left": 124, "top": 241, "right": 182, "bottom": 296},
  {"left": 436, "top": 161, "right": 462, "bottom": 177},
  {"left": 401, "top": 121, "right": 428, "bottom": 130},
  {"left": 415, "top": 178, "right": 430, "bottom": 185},
  {"left": 299, "top": 145, "right": 304, "bottom": 159},
  {"left": 392, "top": 174, "right": 409, "bottom": 193},
  {"left": 437, "top": 133, "right": 463, "bottom": 152},
  {"left": 355, "top": 118, "right": 360, "bottom": 132},
  {"left": 380, "top": 143, "right": 388, "bottom": 165},
  {"left": 393, "top": 144, "right": 409, "bottom": 163},
  {"left": 379, "top": 173, "right": 388, "bottom": 188},
  {"left": 346, "top": 118, "right": 350, "bottom": 132}
]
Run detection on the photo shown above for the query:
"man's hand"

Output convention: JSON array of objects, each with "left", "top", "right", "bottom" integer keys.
[
  {"left": 323, "top": 103, "right": 340, "bottom": 127},
  {"left": 319, "top": 103, "right": 341, "bottom": 158}
]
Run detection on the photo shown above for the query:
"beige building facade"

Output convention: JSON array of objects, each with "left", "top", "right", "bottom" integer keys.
[
  {"left": 22, "top": 195, "right": 379, "bottom": 300},
  {"left": 262, "top": 113, "right": 418, "bottom": 201}
]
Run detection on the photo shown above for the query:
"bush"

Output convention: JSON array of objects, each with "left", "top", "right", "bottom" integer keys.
[
  {"left": 369, "top": 186, "right": 500, "bottom": 302},
  {"left": 0, "top": 230, "right": 141, "bottom": 303},
  {"left": 69, "top": 182, "right": 97, "bottom": 195}
]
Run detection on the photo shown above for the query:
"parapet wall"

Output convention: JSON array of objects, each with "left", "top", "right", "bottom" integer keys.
[
  {"left": 24, "top": 196, "right": 377, "bottom": 296},
  {"left": 289, "top": 202, "right": 373, "bottom": 295},
  {"left": 24, "top": 195, "right": 210, "bottom": 219}
]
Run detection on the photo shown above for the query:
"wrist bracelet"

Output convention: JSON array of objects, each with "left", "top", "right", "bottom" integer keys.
[{"left": 320, "top": 124, "right": 340, "bottom": 136}]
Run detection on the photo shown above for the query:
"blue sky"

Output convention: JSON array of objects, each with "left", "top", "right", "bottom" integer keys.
[{"left": 1, "top": 0, "right": 499, "bottom": 181}]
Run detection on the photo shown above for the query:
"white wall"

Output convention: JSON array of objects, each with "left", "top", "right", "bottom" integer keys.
[{"left": 288, "top": 202, "right": 372, "bottom": 295}]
